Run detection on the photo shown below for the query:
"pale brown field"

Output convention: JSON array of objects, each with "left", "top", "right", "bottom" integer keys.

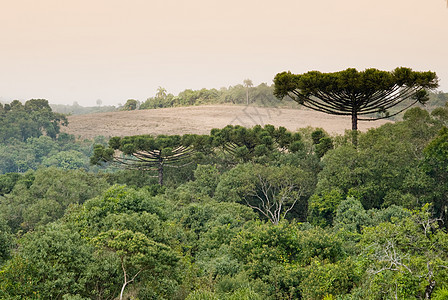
[{"left": 62, "top": 105, "right": 392, "bottom": 139}]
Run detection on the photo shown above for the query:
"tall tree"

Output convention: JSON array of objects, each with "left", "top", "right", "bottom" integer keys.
[
  {"left": 274, "top": 67, "right": 438, "bottom": 144},
  {"left": 423, "top": 127, "right": 448, "bottom": 223},
  {"left": 156, "top": 86, "right": 167, "bottom": 99},
  {"left": 215, "top": 163, "right": 315, "bottom": 223},
  {"left": 93, "top": 229, "right": 178, "bottom": 300},
  {"left": 243, "top": 79, "right": 253, "bottom": 105},
  {"left": 91, "top": 134, "right": 212, "bottom": 185},
  {"left": 359, "top": 205, "right": 448, "bottom": 299}
]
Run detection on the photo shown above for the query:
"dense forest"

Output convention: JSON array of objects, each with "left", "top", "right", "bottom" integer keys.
[{"left": 2, "top": 90, "right": 448, "bottom": 299}]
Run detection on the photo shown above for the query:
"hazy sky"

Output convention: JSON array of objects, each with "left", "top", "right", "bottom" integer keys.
[{"left": 1, "top": 0, "right": 447, "bottom": 106}]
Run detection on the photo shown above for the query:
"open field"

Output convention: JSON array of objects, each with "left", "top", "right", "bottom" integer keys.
[{"left": 62, "top": 105, "right": 392, "bottom": 139}]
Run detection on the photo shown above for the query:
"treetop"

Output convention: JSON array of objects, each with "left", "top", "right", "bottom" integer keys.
[{"left": 274, "top": 67, "right": 438, "bottom": 101}]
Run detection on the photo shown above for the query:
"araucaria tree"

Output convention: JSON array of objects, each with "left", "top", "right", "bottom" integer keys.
[
  {"left": 274, "top": 67, "right": 438, "bottom": 144},
  {"left": 91, "top": 134, "right": 211, "bottom": 185},
  {"left": 211, "top": 124, "right": 304, "bottom": 161}
]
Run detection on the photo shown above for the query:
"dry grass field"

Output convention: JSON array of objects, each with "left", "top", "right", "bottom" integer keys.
[{"left": 62, "top": 105, "right": 392, "bottom": 139}]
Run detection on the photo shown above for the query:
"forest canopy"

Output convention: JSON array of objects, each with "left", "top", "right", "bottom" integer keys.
[{"left": 2, "top": 87, "right": 448, "bottom": 299}]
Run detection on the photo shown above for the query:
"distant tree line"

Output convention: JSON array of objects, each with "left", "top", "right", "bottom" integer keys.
[
  {"left": 51, "top": 102, "right": 116, "bottom": 115},
  {"left": 136, "top": 82, "right": 295, "bottom": 110}
]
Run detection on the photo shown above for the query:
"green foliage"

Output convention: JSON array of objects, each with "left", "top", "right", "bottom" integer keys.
[
  {"left": 274, "top": 67, "right": 438, "bottom": 145},
  {"left": 334, "top": 197, "right": 370, "bottom": 234},
  {"left": 215, "top": 163, "right": 316, "bottom": 223},
  {"left": 179, "top": 200, "right": 256, "bottom": 252},
  {"left": 0, "top": 217, "right": 12, "bottom": 264},
  {"left": 211, "top": 125, "right": 304, "bottom": 162},
  {"left": 423, "top": 127, "right": 448, "bottom": 175},
  {"left": 0, "top": 255, "right": 42, "bottom": 299},
  {"left": 93, "top": 228, "right": 178, "bottom": 275},
  {"left": 228, "top": 221, "right": 348, "bottom": 299},
  {"left": 315, "top": 145, "right": 359, "bottom": 195},
  {"left": 311, "top": 129, "right": 327, "bottom": 144},
  {"left": 2, "top": 115, "right": 448, "bottom": 300},
  {"left": 192, "top": 164, "right": 221, "bottom": 197},
  {"left": 0, "top": 172, "right": 21, "bottom": 196},
  {"left": 311, "top": 129, "right": 334, "bottom": 158},
  {"left": 92, "top": 126, "right": 306, "bottom": 186},
  {"left": 356, "top": 205, "right": 448, "bottom": 299},
  {"left": 186, "top": 290, "right": 219, "bottom": 300},
  {"left": 431, "top": 100, "right": 448, "bottom": 128},
  {"left": 316, "top": 112, "right": 441, "bottom": 210},
  {"left": 308, "top": 190, "right": 344, "bottom": 227},
  {"left": 104, "top": 169, "right": 159, "bottom": 188},
  {"left": 432, "top": 286, "right": 448, "bottom": 300},
  {"left": 0, "top": 168, "right": 109, "bottom": 233},
  {"left": 71, "top": 185, "right": 181, "bottom": 300},
  {"left": 74, "top": 185, "right": 174, "bottom": 239},
  {"left": 224, "top": 287, "right": 263, "bottom": 300},
  {"left": 42, "top": 149, "right": 88, "bottom": 169},
  {"left": 139, "top": 83, "right": 288, "bottom": 109},
  {"left": 0, "top": 223, "right": 104, "bottom": 299},
  {"left": 315, "top": 136, "right": 334, "bottom": 158},
  {"left": 91, "top": 134, "right": 212, "bottom": 185},
  {"left": 122, "top": 99, "right": 138, "bottom": 111},
  {"left": 168, "top": 199, "right": 257, "bottom": 289},
  {"left": 0, "top": 136, "right": 57, "bottom": 173},
  {"left": 0, "top": 99, "right": 67, "bottom": 143},
  {"left": 300, "top": 257, "right": 361, "bottom": 300},
  {"left": 369, "top": 205, "right": 411, "bottom": 225},
  {"left": 62, "top": 294, "right": 90, "bottom": 300},
  {"left": 423, "top": 126, "right": 448, "bottom": 222},
  {"left": 0, "top": 134, "right": 99, "bottom": 174},
  {"left": 274, "top": 68, "right": 438, "bottom": 113},
  {"left": 174, "top": 164, "right": 222, "bottom": 202}
]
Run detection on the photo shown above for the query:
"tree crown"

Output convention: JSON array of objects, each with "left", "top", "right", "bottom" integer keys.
[{"left": 274, "top": 67, "right": 438, "bottom": 102}]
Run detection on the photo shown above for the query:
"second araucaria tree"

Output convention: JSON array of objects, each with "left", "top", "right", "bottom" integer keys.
[{"left": 274, "top": 67, "right": 438, "bottom": 145}]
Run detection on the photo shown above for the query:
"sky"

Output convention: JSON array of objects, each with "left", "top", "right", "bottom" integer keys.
[{"left": 0, "top": 0, "right": 447, "bottom": 106}]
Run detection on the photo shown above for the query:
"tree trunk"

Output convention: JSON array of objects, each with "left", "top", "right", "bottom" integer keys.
[
  {"left": 120, "top": 281, "right": 128, "bottom": 300},
  {"left": 425, "top": 280, "right": 436, "bottom": 299},
  {"left": 351, "top": 111, "right": 358, "bottom": 147},
  {"left": 120, "top": 258, "right": 128, "bottom": 300},
  {"left": 158, "top": 160, "right": 164, "bottom": 186}
]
